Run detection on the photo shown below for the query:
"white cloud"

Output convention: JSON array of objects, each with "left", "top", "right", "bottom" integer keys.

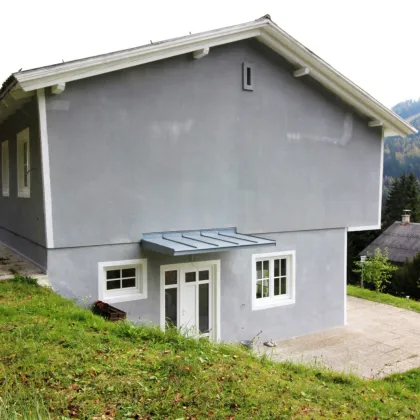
[{"left": 1, "top": 0, "right": 417, "bottom": 107}]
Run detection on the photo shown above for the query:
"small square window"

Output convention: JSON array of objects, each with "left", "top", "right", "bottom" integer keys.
[
  {"left": 252, "top": 251, "right": 295, "bottom": 310},
  {"left": 99, "top": 259, "right": 147, "bottom": 303}
]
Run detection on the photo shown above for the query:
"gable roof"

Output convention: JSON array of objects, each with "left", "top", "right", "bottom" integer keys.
[
  {"left": 360, "top": 222, "right": 420, "bottom": 262},
  {"left": 0, "top": 14, "right": 416, "bottom": 137}
]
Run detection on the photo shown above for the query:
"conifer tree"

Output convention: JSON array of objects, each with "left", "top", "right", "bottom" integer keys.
[{"left": 383, "top": 172, "right": 420, "bottom": 227}]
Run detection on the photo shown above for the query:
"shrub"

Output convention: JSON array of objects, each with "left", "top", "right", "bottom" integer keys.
[
  {"left": 353, "top": 248, "right": 397, "bottom": 292},
  {"left": 391, "top": 253, "right": 420, "bottom": 300},
  {"left": 11, "top": 274, "right": 38, "bottom": 286}
]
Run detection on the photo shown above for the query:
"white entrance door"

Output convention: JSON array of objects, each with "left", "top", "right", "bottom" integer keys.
[
  {"left": 180, "top": 266, "right": 212, "bottom": 337},
  {"left": 161, "top": 261, "right": 219, "bottom": 340}
]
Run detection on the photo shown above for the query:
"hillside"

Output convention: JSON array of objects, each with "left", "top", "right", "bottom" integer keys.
[
  {"left": 0, "top": 277, "right": 419, "bottom": 419},
  {"left": 383, "top": 99, "right": 420, "bottom": 197}
]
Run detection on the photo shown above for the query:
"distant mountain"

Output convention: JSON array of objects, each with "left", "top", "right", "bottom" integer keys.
[
  {"left": 383, "top": 99, "right": 420, "bottom": 198},
  {"left": 392, "top": 99, "right": 420, "bottom": 120}
]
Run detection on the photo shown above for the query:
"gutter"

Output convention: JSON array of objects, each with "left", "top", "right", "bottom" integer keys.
[{"left": 0, "top": 75, "right": 18, "bottom": 102}]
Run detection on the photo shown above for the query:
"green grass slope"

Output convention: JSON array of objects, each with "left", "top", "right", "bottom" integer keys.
[
  {"left": 348, "top": 285, "right": 420, "bottom": 314},
  {"left": 0, "top": 278, "right": 419, "bottom": 419}
]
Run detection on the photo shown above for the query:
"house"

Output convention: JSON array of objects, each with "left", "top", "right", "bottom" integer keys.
[
  {"left": 0, "top": 15, "right": 416, "bottom": 342},
  {"left": 361, "top": 212, "right": 420, "bottom": 263}
]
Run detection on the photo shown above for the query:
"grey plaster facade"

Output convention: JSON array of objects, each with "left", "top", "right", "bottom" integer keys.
[
  {"left": 48, "top": 228, "right": 345, "bottom": 342},
  {"left": 0, "top": 98, "right": 47, "bottom": 268},
  {"left": 45, "top": 40, "right": 381, "bottom": 249},
  {"left": 0, "top": 38, "right": 382, "bottom": 341}
]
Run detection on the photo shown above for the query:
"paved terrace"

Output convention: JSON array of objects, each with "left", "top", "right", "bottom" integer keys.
[
  {"left": 0, "top": 244, "right": 44, "bottom": 280},
  {"left": 260, "top": 296, "right": 420, "bottom": 378}
]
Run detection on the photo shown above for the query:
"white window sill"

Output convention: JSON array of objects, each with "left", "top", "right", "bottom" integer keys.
[
  {"left": 102, "top": 292, "right": 147, "bottom": 304},
  {"left": 2, "top": 192, "right": 9, "bottom": 197},
  {"left": 252, "top": 297, "right": 295, "bottom": 311},
  {"left": 18, "top": 191, "right": 30, "bottom": 198}
]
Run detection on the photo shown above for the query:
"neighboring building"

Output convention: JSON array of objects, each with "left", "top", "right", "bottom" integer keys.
[
  {"left": 361, "top": 212, "right": 420, "bottom": 263},
  {"left": 0, "top": 15, "right": 416, "bottom": 342}
]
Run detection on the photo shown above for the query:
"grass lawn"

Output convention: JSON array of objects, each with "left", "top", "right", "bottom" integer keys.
[
  {"left": 0, "top": 278, "right": 419, "bottom": 419},
  {"left": 347, "top": 285, "right": 420, "bottom": 314}
]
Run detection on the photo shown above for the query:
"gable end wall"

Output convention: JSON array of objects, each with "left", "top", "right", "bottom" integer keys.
[{"left": 45, "top": 39, "right": 382, "bottom": 248}]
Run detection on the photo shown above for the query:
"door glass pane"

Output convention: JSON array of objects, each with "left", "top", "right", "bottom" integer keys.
[
  {"left": 165, "top": 288, "right": 177, "bottom": 327},
  {"left": 185, "top": 271, "right": 196, "bottom": 283},
  {"left": 106, "top": 279, "right": 120, "bottom": 290},
  {"left": 199, "top": 270, "right": 209, "bottom": 281},
  {"left": 263, "top": 260, "right": 269, "bottom": 278},
  {"left": 274, "top": 278, "right": 280, "bottom": 295},
  {"left": 281, "top": 259, "right": 287, "bottom": 276},
  {"left": 122, "top": 278, "right": 136, "bottom": 288},
  {"left": 281, "top": 277, "right": 287, "bottom": 295},
  {"left": 199, "top": 283, "right": 209, "bottom": 334},
  {"left": 165, "top": 270, "right": 178, "bottom": 286}
]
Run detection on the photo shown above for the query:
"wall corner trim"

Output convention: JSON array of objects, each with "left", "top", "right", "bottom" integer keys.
[
  {"left": 37, "top": 88, "right": 54, "bottom": 248},
  {"left": 347, "top": 225, "right": 380, "bottom": 232},
  {"left": 378, "top": 131, "right": 385, "bottom": 228},
  {"left": 344, "top": 227, "right": 347, "bottom": 325}
]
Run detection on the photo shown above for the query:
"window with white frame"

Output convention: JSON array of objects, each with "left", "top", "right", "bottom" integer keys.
[
  {"left": 98, "top": 259, "right": 147, "bottom": 303},
  {"left": 2, "top": 140, "right": 9, "bottom": 197},
  {"left": 17, "top": 128, "right": 30, "bottom": 198},
  {"left": 252, "top": 251, "right": 295, "bottom": 310}
]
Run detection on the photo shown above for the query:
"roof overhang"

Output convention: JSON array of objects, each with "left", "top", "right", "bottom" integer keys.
[
  {"left": 0, "top": 78, "right": 34, "bottom": 123},
  {"left": 0, "top": 15, "right": 416, "bottom": 136},
  {"left": 141, "top": 228, "right": 276, "bottom": 256}
]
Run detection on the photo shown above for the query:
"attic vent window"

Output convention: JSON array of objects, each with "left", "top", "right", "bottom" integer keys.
[{"left": 243, "top": 62, "right": 254, "bottom": 91}]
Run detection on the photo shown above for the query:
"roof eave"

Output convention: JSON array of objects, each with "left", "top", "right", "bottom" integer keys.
[
  {"left": 6, "top": 16, "right": 416, "bottom": 137},
  {"left": 13, "top": 19, "right": 269, "bottom": 92},
  {"left": 260, "top": 21, "right": 416, "bottom": 138}
]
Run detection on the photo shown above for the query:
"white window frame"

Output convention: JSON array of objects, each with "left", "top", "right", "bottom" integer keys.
[
  {"left": 2, "top": 140, "right": 9, "bottom": 197},
  {"left": 252, "top": 251, "right": 296, "bottom": 310},
  {"left": 243, "top": 62, "right": 254, "bottom": 91},
  {"left": 17, "top": 128, "right": 30, "bottom": 198},
  {"left": 98, "top": 259, "right": 147, "bottom": 304}
]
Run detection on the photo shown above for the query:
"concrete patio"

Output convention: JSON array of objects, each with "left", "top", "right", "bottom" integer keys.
[
  {"left": 261, "top": 296, "right": 420, "bottom": 378},
  {"left": 0, "top": 244, "right": 44, "bottom": 280}
]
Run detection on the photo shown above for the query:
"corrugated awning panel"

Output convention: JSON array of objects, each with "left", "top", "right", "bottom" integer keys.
[{"left": 141, "top": 228, "right": 275, "bottom": 256}]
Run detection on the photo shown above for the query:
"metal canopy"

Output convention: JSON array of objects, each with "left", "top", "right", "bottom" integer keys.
[{"left": 141, "top": 228, "right": 276, "bottom": 256}]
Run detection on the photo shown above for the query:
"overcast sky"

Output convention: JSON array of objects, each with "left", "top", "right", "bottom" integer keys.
[{"left": 1, "top": 0, "right": 418, "bottom": 107}]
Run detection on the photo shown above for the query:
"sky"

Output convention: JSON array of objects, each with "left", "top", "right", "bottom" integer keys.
[{"left": 1, "top": 0, "right": 418, "bottom": 107}]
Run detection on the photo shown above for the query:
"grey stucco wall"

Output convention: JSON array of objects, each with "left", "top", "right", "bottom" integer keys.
[
  {"left": 0, "top": 99, "right": 47, "bottom": 268},
  {"left": 45, "top": 39, "right": 382, "bottom": 249},
  {"left": 47, "top": 228, "right": 345, "bottom": 342}
]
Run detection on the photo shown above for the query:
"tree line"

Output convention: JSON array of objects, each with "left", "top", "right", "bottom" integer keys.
[{"left": 348, "top": 172, "right": 420, "bottom": 300}]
